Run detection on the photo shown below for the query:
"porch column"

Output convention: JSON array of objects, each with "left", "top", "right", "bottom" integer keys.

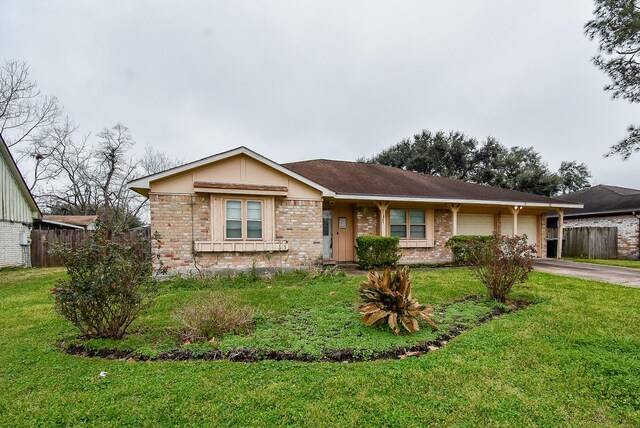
[
  {"left": 449, "top": 204, "right": 461, "bottom": 236},
  {"left": 376, "top": 202, "right": 390, "bottom": 236},
  {"left": 510, "top": 205, "right": 522, "bottom": 236},
  {"left": 557, "top": 208, "right": 564, "bottom": 259}
]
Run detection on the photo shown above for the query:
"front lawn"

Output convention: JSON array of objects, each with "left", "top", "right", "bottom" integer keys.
[
  {"left": 564, "top": 257, "right": 640, "bottom": 269},
  {"left": 66, "top": 270, "right": 515, "bottom": 362},
  {"left": 1, "top": 267, "right": 639, "bottom": 426}
]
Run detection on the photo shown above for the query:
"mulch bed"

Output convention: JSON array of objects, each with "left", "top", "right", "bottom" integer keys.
[{"left": 62, "top": 299, "right": 531, "bottom": 364}]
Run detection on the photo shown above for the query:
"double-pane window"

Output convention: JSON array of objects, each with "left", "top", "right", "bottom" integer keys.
[
  {"left": 225, "top": 200, "right": 263, "bottom": 240},
  {"left": 390, "top": 209, "right": 426, "bottom": 239}
]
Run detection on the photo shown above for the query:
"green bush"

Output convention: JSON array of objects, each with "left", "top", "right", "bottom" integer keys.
[
  {"left": 50, "top": 227, "right": 159, "bottom": 339},
  {"left": 355, "top": 235, "right": 401, "bottom": 270},
  {"left": 446, "top": 235, "right": 496, "bottom": 265},
  {"left": 469, "top": 235, "right": 536, "bottom": 302}
]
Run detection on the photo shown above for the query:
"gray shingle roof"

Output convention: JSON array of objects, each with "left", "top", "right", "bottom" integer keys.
[
  {"left": 284, "top": 159, "right": 575, "bottom": 205},
  {"left": 548, "top": 185, "right": 640, "bottom": 217}
]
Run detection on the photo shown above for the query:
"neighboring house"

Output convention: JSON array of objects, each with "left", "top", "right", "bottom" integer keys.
[
  {"left": 547, "top": 185, "right": 640, "bottom": 259},
  {"left": 35, "top": 215, "right": 99, "bottom": 231},
  {"left": 0, "top": 135, "right": 41, "bottom": 268},
  {"left": 128, "top": 146, "right": 581, "bottom": 273}
]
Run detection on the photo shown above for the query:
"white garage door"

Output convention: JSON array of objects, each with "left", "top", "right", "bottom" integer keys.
[
  {"left": 457, "top": 213, "right": 495, "bottom": 236},
  {"left": 501, "top": 215, "right": 538, "bottom": 245}
]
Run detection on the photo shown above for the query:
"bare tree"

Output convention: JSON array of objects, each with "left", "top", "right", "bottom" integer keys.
[
  {"left": 140, "top": 145, "right": 182, "bottom": 176},
  {"left": 0, "top": 59, "right": 62, "bottom": 149},
  {"left": 31, "top": 122, "right": 179, "bottom": 229}
]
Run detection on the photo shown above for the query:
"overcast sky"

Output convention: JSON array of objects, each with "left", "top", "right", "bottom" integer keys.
[{"left": 1, "top": 0, "right": 638, "bottom": 187}]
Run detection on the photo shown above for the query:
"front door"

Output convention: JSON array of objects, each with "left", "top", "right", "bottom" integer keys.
[
  {"left": 322, "top": 210, "right": 333, "bottom": 259},
  {"left": 333, "top": 205, "right": 355, "bottom": 262}
]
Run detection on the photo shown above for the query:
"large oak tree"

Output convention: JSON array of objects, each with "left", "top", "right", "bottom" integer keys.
[{"left": 361, "top": 130, "right": 591, "bottom": 196}]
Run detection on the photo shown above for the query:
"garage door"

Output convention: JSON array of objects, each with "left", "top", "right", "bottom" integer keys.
[
  {"left": 457, "top": 213, "right": 495, "bottom": 236},
  {"left": 500, "top": 215, "right": 538, "bottom": 245}
]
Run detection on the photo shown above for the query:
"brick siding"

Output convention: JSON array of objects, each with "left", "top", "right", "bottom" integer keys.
[
  {"left": 150, "top": 194, "right": 323, "bottom": 273},
  {"left": 0, "top": 220, "right": 31, "bottom": 268},
  {"left": 398, "top": 209, "right": 454, "bottom": 264}
]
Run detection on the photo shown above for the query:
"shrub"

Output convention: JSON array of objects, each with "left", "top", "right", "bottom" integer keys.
[
  {"left": 50, "top": 227, "right": 158, "bottom": 339},
  {"left": 469, "top": 235, "right": 536, "bottom": 302},
  {"left": 355, "top": 235, "right": 401, "bottom": 270},
  {"left": 358, "top": 266, "right": 436, "bottom": 335},
  {"left": 445, "top": 235, "right": 496, "bottom": 265},
  {"left": 173, "top": 291, "right": 255, "bottom": 341}
]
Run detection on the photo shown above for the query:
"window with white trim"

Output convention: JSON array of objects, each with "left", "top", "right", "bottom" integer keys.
[
  {"left": 225, "top": 199, "right": 263, "bottom": 240},
  {"left": 390, "top": 209, "right": 426, "bottom": 239}
]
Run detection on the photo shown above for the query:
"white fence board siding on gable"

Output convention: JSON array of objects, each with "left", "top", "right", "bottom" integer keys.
[
  {"left": 457, "top": 213, "right": 494, "bottom": 236},
  {"left": 0, "top": 154, "right": 33, "bottom": 224}
]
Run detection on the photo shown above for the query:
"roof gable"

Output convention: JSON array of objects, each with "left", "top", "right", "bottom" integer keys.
[
  {"left": 128, "top": 146, "right": 334, "bottom": 197},
  {"left": 0, "top": 134, "right": 40, "bottom": 220}
]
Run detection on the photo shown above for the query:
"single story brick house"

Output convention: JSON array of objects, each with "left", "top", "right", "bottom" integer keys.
[
  {"left": 128, "top": 147, "right": 581, "bottom": 273},
  {"left": 547, "top": 185, "right": 640, "bottom": 259}
]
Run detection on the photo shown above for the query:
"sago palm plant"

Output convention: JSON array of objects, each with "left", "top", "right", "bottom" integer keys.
[{"left": 358, "top": 267, "right": 437, "bottom": 335}]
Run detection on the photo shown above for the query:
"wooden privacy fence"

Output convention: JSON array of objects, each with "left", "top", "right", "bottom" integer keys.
[
  {"left": 562, "top": 227, "right": 618, "bottom": 259},
  {"left": 30, "top": 227, "right": 151, "bottom": 268}
]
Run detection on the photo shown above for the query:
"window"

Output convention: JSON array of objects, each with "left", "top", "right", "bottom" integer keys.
[
  {"left": 390, "top": 209, "right": 407, "bottom": 238},
  {"left": 390, "top": 209, "right": 426, "bottom": 239},
  {"left": 226, "top": 200, "right": 242, "bottom": 239},
  {"left": 247, "top": 201, "right": 262, "bottom": 239},
  {"left": 409, "top": 210, "right": 426, "bottom": 239},
  {"left": 225, "top": 200, "right": 263, "bottom": 240}
]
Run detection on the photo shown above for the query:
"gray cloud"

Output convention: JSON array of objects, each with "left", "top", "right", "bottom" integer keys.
[{"left": 1, "top": 0, "right": 637, "bottom": 187}]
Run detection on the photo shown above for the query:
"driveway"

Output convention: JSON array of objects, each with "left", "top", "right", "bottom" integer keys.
[{"left": 534, "top": 259, "right": 640, "bottom": 288}]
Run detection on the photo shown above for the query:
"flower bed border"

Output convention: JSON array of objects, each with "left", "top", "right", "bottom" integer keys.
[{"left": 61, "top": 298, "right": 531, "bottom": 363}]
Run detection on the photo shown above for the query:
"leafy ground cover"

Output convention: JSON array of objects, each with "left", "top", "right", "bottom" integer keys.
[
  {"left": 564, "top": 257, "right": 640, "bottom": 269},
  {"left": 1, "top": 267, "right": 639, "bottom": 426},
  {"left": 63, "top": 270, "right": 516, "bottom": 362}
]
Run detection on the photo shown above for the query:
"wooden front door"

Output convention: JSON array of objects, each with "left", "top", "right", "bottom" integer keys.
[{"left": 333, "top": 205, "right": 354, "bottom": 262}]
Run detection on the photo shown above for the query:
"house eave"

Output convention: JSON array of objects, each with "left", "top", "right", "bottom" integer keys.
[{"left": 329, "top": 193, "right": 583, "bottom": 209}]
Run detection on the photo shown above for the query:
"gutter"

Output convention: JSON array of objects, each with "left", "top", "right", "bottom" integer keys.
[{"left": 330, "top": 193, "right": 583, "bottom": 209}]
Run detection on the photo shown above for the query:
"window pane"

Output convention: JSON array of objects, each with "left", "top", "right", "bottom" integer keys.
[
  {"left": 226, "top": 200, "right": 242, "bottom": 220},
  {"left": 390, "top": 209, "right": 406, "bottom": 225},
  {"left": 247, "top": 201, "right": 262, "bottom": 220},
  {"left": 390, "top": 225, "right": 407, "bottom": 238},
  {"left": 410, "top": 225, "right": 426, "bottom": 239},
  {"left": 247, "top": 220, "right": 262, "bottom": 239},
  {"left": 410, "top": 210, "right": 425, "bottom": 224},
  {"left": 226, "top": 220, "right": 242, "bottom": 239}
]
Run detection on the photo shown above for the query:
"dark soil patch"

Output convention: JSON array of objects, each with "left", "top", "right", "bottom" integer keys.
[{"left": 62, "top": 298, "right": 532, "bottom": 363}]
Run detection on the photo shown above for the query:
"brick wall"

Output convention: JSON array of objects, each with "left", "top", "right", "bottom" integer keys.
[
  {"left": 564, "top": 214, "right": 640, "bottom": 259},
  {"left": 399, "top": 209, "right": 454, "bottom": 264},
  {"left": 0, "top": 220, "right": 31, "bottom": 268},
  {"left": 150, "top": 193, "right": 323, "bottom": 273},
  {"left": 356, "top": 207, "right": 378, "bottom": 236}
]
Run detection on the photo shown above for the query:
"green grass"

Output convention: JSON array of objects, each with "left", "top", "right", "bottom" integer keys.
[
  {"left": 1, "top": 267, "right": 640, "bottom": 426},
  {"left": 70, "top": 270, "right": 504, "bottom": 361},
  {"left": 564, "top": 257, "right": 640, "bottom": 269}
]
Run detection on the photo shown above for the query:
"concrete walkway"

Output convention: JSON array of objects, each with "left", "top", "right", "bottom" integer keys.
[{"left": 534, "top": 259, "right": 640, "bottom": 288}]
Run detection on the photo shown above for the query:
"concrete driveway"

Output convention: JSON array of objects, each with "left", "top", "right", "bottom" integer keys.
[{"left": 534, "top": 259, "right": 640, "bottom": 288}]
